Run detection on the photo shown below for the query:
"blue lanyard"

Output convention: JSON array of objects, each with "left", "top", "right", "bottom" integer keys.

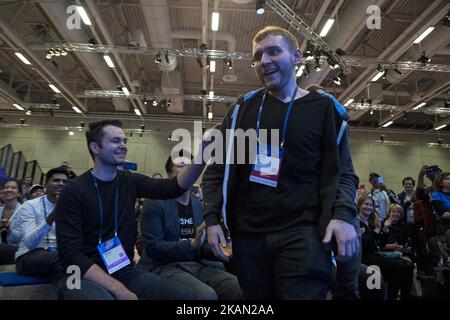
[
  {"left": 42, "top": 197, "right": 48, "bottom": 218},
  {"left": 255, "top": 86, "right": 299, "bottom": 149},
  {"left": 91, "top": 172, "right": 119, "bottom": 244},
  {"left": 42, "top": 196, "right": 49, "bottom": 244}
]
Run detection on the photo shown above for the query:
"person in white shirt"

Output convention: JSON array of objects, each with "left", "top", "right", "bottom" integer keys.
[
  {"left": 15, "top": 167, "right": 68, "bottom": 281},
  {"left": 369, "top": 172, "right": 401, "bottom": 220}
]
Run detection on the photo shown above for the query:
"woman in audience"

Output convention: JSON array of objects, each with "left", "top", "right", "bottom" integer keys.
[
  {"left": 0, "top": 178, "right": 22, "bottom": 264},
  {"left": 431, "top": 172, "right": 450, "bottom": 245},
  {"left": 381, "top": 204, "right": 414, "bottom": 261},
  {"left": 358, "top": 194, "right": 413, "bottom": 300}
]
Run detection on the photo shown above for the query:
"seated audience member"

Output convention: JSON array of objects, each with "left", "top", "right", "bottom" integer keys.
[
  {"left": 20, "top": 176, "right": 32, "bottom": 202},
  {"left": 138, "top": 155, "right": 242, "bottom": 300},
  {"left": 358, "top": 194, "right": 413, "bottom": 300},
  {"left": 369, "top": 172, "right": 401, "bottom": 220},
  {"left": 430, "top": 172, "right": 450, "bottom": 245},
  {"left": 55, "top": 120, "right": 212, "bottom": 300},
  {"left": 380, "top": 204, "right": 414, "bottom": 261},
  {"left": 15, "top": 167, "right": 68, "bottom": 282},
  {"left": 0, "top": 179, "right": 22, "bottom": 264},
  {"left": 28, "top": 184, "right": 45, "bottom": 200}
]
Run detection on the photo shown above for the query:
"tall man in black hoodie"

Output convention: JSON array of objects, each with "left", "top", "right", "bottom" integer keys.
[{"left": 202, "top": 26, "right": 360, "bottom": 299}]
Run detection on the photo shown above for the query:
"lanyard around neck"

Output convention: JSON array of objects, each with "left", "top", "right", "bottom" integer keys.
[
  {"left": 255, "top": 86, "right": 299, "bottom": 149},
  {"left": 91, "top": 171, "right": 119, "bottom": 244}
]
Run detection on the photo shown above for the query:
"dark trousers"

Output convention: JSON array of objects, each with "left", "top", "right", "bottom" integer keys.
[
  {"left": 57, "top": 265, "right": 196, "bottom": 300},
  {"left": 152, "top": 261, "right": 242, "bottom": 300},
  {"left": 16, "top": 248, "right": 64, "bottom": 282},
  {"left": 364, "top": 254, "right": 413, "bottom": 300},
  {"left": 0, "top": 243, "right": 17, "bottom": 265},
  {"left": 231, "top": 224, "right": 332, "bottom": 300}
]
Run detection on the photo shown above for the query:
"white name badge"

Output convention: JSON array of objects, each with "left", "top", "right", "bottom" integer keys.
[
  {"left": 97, "top": 236, "right": 130, "bottom": 274},
  {"left": 249, "top": 143, "right": 284, "bottom": 188}
]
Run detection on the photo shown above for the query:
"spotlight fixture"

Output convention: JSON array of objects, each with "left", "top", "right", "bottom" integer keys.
[
  {"left": 167, "top": 99, "right": 171, "bottom": 107},
  {"left": 196, "top": 57, "right": 203, "bottom": 69},
  {"left": 403, "top": 112, "right": 407, "bottom": 121},
  {"left": 144, "top": 100, "right": 148, "bottom": 105},
  {"left": 438, "top": 138, "right": 443, "bottom": 145},
  {"left": 88, "top": 38, "right": 97, "bottom": 47},
  {"left": 155, "top": 53, "right": 162, "bottom": 64},
  {"left": 20, "top": 118, "right": 25, "bottom": 125},
  {"left": 393, "top": 67, "right": 403, "bottom": 76},
  {"left": 380, "top": 135, "right": 385, "bottom": 142},
  {"left": 224, "top": 57, "right": 232, "bottom": 69},
  {"left": 417, "top": 51, "right": 431, "bottom": 65},
  {"left": 207, "top": 105, "right": 213, "bottom": 120},
  {"left": 335, "top": 48, "right": 346, "bottom": 56},
  {"left": 139, "top": 132, "right": 143, "bottom": 138},
  {"left": 256, "top": 0, "right": 265, "bottom": 15},
  {"left": 140, "top": 124, "right": 145, "bottom": 131},
  {"left": 327, "top": 57, "right": 339, "bottom": 70},
  {"left": 333, "top": 76, "right": 341, "bottom": 86},
  {"left": 25, "top": 110, "right": 31, "bottom": 116},
  {"left": 152, "top": 99, "right": 158, "bottom": 107},
  {"left": 314, "top": 53, "right": 321, "bottom": 71},
  {"left": 333, "top": 72, "right": 345, "bottom": 86},
  {"left": 370, "top": 109, "right": 374, "bottom": 115},
  {"left": 376, "top": 64, "right": 384, "bottom": 73},
  {"left": 79, "top": 121, "right": 85, "bottom": 128}
]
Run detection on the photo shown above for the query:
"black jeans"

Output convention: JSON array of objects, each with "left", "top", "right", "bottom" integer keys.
[
  {"left": 57, "top": 265, "right": 196, "bottom": 300},
  {"left": 16, "top": 248, "right": 64, "bottom": 282},
  {"left": 231, "top": 224, "right": 332, "bottom": 300}
]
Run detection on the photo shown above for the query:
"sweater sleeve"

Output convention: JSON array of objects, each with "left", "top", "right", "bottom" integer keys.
[
  {"left": 55, "top": 183, "right": 95, "bottom": 277},
  {"left": 134, "top": 174, "right": 186, "bottom": 200}
]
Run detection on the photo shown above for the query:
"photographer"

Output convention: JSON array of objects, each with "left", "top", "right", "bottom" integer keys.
[{"left": 416, "top": 165, "right": 440, "bottom": 237}]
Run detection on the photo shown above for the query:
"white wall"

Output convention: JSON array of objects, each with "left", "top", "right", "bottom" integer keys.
[{"left": 1, "top": 126, "right": 449, "bottom": 194}]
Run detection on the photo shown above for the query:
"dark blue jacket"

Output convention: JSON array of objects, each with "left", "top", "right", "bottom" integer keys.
[{"left": 138, "top": 196, "right": 216, "bottom": 270}]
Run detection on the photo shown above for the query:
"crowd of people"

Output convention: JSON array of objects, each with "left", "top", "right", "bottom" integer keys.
[{"left": 0, "top": 26, "right": 449, "bottom": 300}]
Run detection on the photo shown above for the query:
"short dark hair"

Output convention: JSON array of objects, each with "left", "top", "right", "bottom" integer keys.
[
  {"left": 85, "top": 120, "right": 123, "bottom": 160},
  {"left": 45, "top": 166, "right": 69, "bottom": 184},
  {"left": 402, "top": 177, "right": 415, "bottom": 187},
  {"left": 2, "top": 178, "right": 21, "bottom": 193}
]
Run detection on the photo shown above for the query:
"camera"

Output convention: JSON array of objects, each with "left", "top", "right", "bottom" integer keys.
[{"left": 425, "top": 165, "right": 441, "bottom": 181}]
